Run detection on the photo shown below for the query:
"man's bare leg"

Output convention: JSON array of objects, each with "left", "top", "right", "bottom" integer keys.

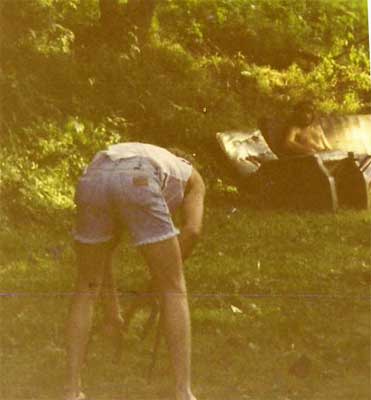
[
  {"left": 140, "top": 237, "right": 197, "bottom": 400},
  {"left": 64, "top": 242, "right": 112, "bottom": 400}
]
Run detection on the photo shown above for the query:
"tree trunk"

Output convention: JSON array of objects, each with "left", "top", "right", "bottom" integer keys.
[
  {"left": 98, "top": 0, "right": 158, "bottom": 45},
  {"left": 126, "top": 0, "right": 158, "bottom": 43},
  {"left": 99, "top": 0, "right": 120, "bottom": 28}
]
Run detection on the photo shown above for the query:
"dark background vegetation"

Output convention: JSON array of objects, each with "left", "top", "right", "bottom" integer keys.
[{"left": 1, "top": 0, "right": 370, "bottom": 220}]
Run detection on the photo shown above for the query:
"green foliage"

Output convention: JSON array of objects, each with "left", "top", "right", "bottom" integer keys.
[
  {"left": 1, "top": 117, "right": 125, "bottom": 220},
  {"left": 1, "top": 0, "right": 77, "bottom": 55},
  {"left": 0, "top": 0, "right": 370, "bottom": 218},
  {"left": 157, "top": 0, "right": 369, "bottom": 68}
]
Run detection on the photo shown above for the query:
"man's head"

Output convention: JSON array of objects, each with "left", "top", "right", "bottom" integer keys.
[
  {"left": 167, "top": 147, "right": 200, "bottom": 168},
  {"left": 292, "top": 101, "right": 315, "bottom": 128}
]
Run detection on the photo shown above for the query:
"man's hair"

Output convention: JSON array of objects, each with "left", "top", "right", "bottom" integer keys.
[
  {"left": 290, "top": 100, "right": 315, "bottom": 127},
  {"left": 167, "top": 147, "right": 196, "bottom": 165},
  {"left": 294, "top": 100, "right": 314, "bottom": 113}
]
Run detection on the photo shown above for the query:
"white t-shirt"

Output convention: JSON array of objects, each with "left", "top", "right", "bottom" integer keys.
[{"left": 103, "top": 143, "right": 193, "bottom": 211}]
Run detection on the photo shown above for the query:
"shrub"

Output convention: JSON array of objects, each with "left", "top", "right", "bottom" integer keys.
[{"left": 1, "top": 117, "right": 126, "bottom": 221}]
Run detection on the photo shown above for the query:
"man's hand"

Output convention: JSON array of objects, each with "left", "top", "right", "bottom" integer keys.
[
  {"left": 178, "top": 225, "right": 201, "bottom": 261},
  {"left": 100, "top": 260, "right": 125, "bottom": 335},
  {"left": 102, "top": 315, "right": 126, "bottom": 336}
]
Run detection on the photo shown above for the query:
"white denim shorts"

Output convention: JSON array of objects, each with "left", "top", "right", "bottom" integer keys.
[{"left": 73, "top": 154, "right": 179, "bottom": 246}]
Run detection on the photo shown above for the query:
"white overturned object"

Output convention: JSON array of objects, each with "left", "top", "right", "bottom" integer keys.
[
  {"left": 320, "top": 114, "right": 371, "bottom": 154},
  {"left": 216, "top": 130, "right": 277, "bottom": 176}
]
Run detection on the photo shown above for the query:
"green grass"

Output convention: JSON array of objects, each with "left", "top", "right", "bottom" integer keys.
[{"left": 0, "top": 205, "right": 370, "bottom": 399}]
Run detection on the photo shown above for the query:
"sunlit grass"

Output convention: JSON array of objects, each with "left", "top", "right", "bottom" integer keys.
[{"left": 0, "top": 206, "right": 370, "bottom": 399}]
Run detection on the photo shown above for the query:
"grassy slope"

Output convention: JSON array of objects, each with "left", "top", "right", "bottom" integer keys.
[{"left": 0, "top": 205, "right": 370, "bottom": 400}]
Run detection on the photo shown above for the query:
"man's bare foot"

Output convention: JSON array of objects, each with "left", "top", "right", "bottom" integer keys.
[
  {"left": 63, "top": 391, "right": 86, "bottom": 400},
  {"left": 175, "top": 388, "right": 197, "bottom": 400}
]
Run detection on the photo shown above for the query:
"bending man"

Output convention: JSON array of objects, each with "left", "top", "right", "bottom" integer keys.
[{"left": 65, "top": 142, "right": 205, "bottom": 400}]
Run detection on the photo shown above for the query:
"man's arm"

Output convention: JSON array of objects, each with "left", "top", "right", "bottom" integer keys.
[
  {"left": 178, "top": 168, "right": 206, "bottom": 261},
  {"left": 304, "top": 126, "right": 332, "bottom": 152},
  {"left": 320, "top": 128, "right": 332, "bottom": 150}
]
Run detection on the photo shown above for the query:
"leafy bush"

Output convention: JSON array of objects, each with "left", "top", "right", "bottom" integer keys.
[
  {"left": 157, "top": 0, "right": 369, "bottom": 68},
  {"left": 1, "top": 117, "right": 126, "bottom": 220}
]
